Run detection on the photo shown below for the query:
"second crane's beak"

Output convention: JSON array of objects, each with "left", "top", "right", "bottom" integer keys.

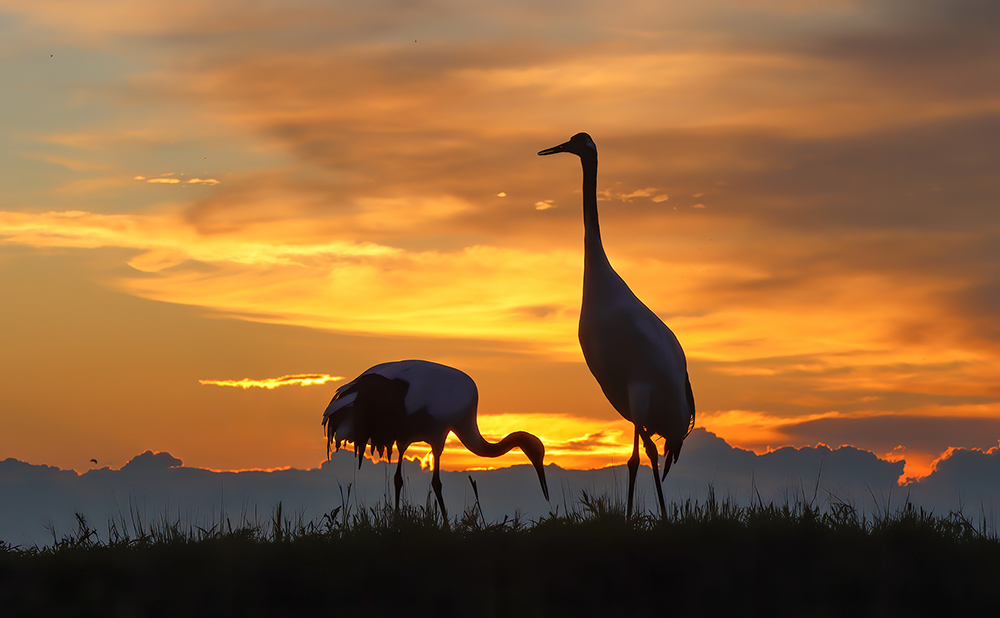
[{"left": 537, "top": 140, "right": 570, "bottom": 156}]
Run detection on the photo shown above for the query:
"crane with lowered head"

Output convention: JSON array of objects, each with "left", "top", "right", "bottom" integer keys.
[{"left": 323, "top": 359, "right": 550, "bottom": 523}]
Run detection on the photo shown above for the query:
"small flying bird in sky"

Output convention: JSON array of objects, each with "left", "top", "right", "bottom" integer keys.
[
  {"left": 322, "top": 359, "right": 549, "bottom": 523},
  {"left": 538, "top": 133, "right": 695, "bottom": 517},
  {"left": 90, "top": 458, "right": 98, "bottom": 464}
]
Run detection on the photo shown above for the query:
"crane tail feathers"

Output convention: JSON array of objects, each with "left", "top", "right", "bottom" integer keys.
[
  {"left": 322, "top": 372, "right": 408, "bottom": 467},
  {"left": 684, "top": 372, "right": 696, "bottom": 438},
  {"left": 653, "top": 373, "right": 695, "bottom": 482}
]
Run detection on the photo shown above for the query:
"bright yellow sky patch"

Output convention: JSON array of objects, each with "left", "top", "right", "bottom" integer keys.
[
  {"left": 336, "top": 412, "right": 637, "bottom": 472},
  {"left": 199, "top": 374, "right": 344, "bottom": 389}
]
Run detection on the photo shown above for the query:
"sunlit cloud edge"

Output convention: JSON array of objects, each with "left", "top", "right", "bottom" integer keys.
[{"left": 199, "top": 373, "right": 344, "bottom": 389}]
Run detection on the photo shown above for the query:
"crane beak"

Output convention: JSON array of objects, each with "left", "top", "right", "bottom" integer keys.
[
  {"left": 537, "top": 140, "right": 570, "bottom": 156},
  {"left": 536, "top": 463, "right": 550, "bottom": 501}
]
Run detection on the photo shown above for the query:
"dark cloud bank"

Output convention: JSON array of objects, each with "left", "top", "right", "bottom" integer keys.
[{"left": 3, "top": 429, "right": 998, "bottom": 547}]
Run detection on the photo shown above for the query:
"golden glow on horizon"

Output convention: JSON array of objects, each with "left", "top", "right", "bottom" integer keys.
[
  {"left": 203, "top": 465, "right": 295, "bottom": 473},
  {"left": 326, "top": 407, "right": 988, "bottom": 483},
  {"left": 199, "top": 374, "right": 344, "bottom": 389},
  {"left": 322, "top": 406, "right": 1000, "bottom": 482},
  {"left": 334, "top": 412, "right": 637, "bottom": 472}
]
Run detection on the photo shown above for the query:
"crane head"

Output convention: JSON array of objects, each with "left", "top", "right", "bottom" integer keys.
[
  {"left": 537, "top": 132, "right": 597, "bottom": 161},
  {"left": 517, "top": 433, "right": 550, "bottom": 501}
]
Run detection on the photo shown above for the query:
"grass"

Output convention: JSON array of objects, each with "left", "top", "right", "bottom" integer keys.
[{"left": 2, "top": 485, "right": 999, "bottom": 616}]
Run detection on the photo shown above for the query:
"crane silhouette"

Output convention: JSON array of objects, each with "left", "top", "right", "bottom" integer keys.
[
  {"left": 323, "top": 359, "right": 549, "bottom": 523},
  {"left": 538, "top": 133, "right": 695, "bottom": 517}
]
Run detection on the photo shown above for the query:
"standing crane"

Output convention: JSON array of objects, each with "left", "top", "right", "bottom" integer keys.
[
  {"left": 538, "top": 133, "right": 695, "bottom": 517},
  {"left": 323, "top": 359, "right": 549, "bottom": 523}
]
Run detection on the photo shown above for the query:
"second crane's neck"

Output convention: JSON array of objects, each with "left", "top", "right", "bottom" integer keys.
[{"left": 581, "top": 157, "right": 611, "bottom": 273}]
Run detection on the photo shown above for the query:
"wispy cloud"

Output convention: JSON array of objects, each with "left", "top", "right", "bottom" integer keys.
[
  {"left": 26, "top": 153, "right": 112, "bottom": 172},
  {"left": 0, "top": 209, "right": 584, "bottom": 351},
  {"left": 135, "top": 175, "right": 220, "bottom": 186},
  {"left": 0, "top": 210, "right": 400, "bottom": 264},
  {"left": 199, "top": 374, "right": 343, "bottom": 389}
]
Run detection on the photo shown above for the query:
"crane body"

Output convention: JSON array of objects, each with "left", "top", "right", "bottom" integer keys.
[
  {"left": 323, "top": 359, "right": 549, "bottom": 523},
  {"left": 539, "top": 133, "right": 695, "bottom": 516}
]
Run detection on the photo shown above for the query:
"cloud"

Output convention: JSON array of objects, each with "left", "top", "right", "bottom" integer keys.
[
  {"left": 777, "top": 410, "right": 1000, "bottom": 481},
  {"left": 698, "top": 408, "right": 840, "bottom": 450},
  {"left": 598, "top": 187, "right": 671, "bottom": 203},
  {"left": 25, "top": 153, "right": 112, "bottom": 172},
  {"left": 907, "top": 442, "right": 1000, "bottom": 510},
  {"left": 6, "top": 429, "right": 998, "bottom": 547},
  {"left": 135, "top": 175, "right": 221, "bottom": 186},
  {"left": 0, "top": 210, "right": 400, "bottom": 265},
  {"left": 199, "top": 374, "right": 343, "bottom": 389},
  {"left": 512, "top": 304, "right": 563, "bottom": 319},
  {"left": 799, "top": 0, "right": 1000, "bottom": 100},
  {"left": 121, "top": 450, "right": 183, "bottom": 471},
  {"left": 0, "top": 209, "right": 589, "bottom": 353}
]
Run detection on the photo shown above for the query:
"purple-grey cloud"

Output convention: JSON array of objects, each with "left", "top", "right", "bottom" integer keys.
[{"left": 4, "top": 429, "right": 996, "bottom": 548}]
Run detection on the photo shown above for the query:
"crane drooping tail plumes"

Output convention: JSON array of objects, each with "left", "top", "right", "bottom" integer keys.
[
  {"left": 539, "top": 133, "right": 695, "bottom": 517},
  {"left": 323, "top": 372, "right": 408, "bottom": 467},
  {"left": 323, "top": 360, "right": 549, "bottom": 523}
]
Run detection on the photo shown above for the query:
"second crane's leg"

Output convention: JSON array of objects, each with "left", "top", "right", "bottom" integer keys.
[
  {"left": 431, "top": 445, "right": 450, "bottom": 528},
  {"left": 641, "top": 432, "right": 667, "bottom": 517},
  {"left": 627, "top": 428, "right": 640, "bottom": 518}
]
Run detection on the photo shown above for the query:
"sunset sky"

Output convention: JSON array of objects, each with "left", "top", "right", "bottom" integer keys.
[{"left": 2, "top": 0, "right": 999, "bottom": 481}]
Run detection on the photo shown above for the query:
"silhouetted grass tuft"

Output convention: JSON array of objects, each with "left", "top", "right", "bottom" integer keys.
[{"left": 2, "top": 490, "right": 998, "bottom": 616}]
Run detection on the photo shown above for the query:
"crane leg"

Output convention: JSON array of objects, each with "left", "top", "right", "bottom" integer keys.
[
  {"left": 393, "top": 443, "right": 410, "bottom": 510},
  {"left": 430, "top": 446, "right": 450, "bottom": 529},
  {"left": 626, "top": 428, "right": 640, "bottom": 519},
  {"left": 641, "top": 432, "right": 667, "bottom": 517},
  {"left": 394, "top": 459, "right": 405, "bottom": 510}
]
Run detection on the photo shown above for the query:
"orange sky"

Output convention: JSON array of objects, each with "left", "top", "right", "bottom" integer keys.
[{"left": 2, "top": 0, "right": 1000, "bottom": 482}]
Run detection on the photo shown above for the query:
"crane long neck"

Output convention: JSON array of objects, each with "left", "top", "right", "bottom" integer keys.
[
  {"left": 454, "top": 419, "right": 530, "bottom": 459},
  {"left": 582, "top": 158, "right": 601, "bottom": 251},
  {"left": 582, "top": 157, "right": 612, "bottom": 284}
]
